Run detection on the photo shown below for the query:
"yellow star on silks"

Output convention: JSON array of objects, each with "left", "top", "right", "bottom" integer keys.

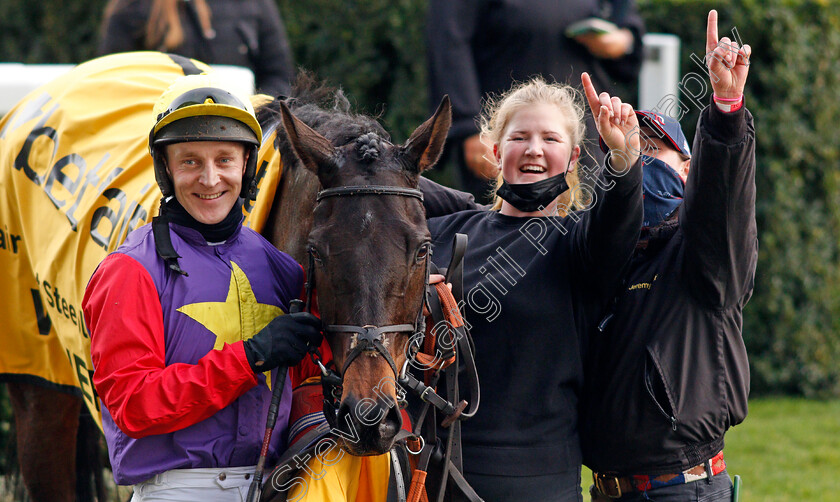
[{"left": 177, "top": 261, "right": 285, "bottom": 388}]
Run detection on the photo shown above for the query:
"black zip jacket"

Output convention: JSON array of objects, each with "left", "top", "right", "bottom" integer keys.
[
  {"left": 580, "top": 101, "right": 757, "bottom": 476},
  {"left": 426, "top": 0, "right": 645, "bottom": 144}
]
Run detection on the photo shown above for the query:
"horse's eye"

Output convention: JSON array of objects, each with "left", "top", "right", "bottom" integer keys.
[
  {"left": 308, "top": 245, "right": 323, "bottom": 264},
  {"left": 415, "top": 244, "right": 430, "bottom": 263}
]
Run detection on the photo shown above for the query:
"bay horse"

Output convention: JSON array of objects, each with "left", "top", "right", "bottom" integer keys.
[{"left": 0, "top": 51, "right": 453, "bottom": 501}]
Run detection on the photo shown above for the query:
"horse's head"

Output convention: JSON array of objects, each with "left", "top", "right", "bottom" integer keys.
[{"left": 278, "top": 97, "right": 451, "bottom": 455}]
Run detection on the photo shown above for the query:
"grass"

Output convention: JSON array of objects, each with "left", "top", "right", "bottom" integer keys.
[{"left": 582, "top": 398, "right": 840, "bottom": 501}]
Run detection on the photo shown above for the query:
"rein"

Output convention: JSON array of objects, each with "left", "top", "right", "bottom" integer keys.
[{"left": 399, "top": 233, "right": 483, "bottom": 502}]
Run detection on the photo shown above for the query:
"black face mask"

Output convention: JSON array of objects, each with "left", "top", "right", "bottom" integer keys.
[
  {"left": 496, "top": 172, "right": 570, "bottom": 213},
  {"left": 641, "top": 155, "right": 685, "bottom": 228}
]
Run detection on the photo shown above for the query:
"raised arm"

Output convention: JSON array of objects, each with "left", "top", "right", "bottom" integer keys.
[
  {"left": 574, "top": 73, "right": 643, "bottom": 290},
  {"left": 682, "top": 10, "right": 757, "bottom": 308}
]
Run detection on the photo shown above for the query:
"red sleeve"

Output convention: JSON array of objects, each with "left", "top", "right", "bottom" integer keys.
[{"left": 83, "top": 253, "right": 258, "bottom": 439}]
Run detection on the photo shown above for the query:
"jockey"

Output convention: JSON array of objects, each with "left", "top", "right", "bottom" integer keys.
[{"left": 83, "top": 73, "right": 323, "bottom": 501}]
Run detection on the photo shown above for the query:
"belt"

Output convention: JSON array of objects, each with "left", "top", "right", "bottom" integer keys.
[{"left": 593, "top": 451, "right": 726, "bottom": 499}]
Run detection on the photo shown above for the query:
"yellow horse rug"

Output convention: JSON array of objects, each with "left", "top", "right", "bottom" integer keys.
[{"left": 0, "top": 51, "right": 282, "bottom": 416}]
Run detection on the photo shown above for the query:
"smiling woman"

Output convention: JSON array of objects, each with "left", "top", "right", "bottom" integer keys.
[
  {"left": 420, "top": 74, "right": 644, "bottom": 501},
  {"left": 497, "top": 104, "right": 581, "bottom": 184},
  {"left": 483, "top": 78, "right": 587, "bottom": 215}
]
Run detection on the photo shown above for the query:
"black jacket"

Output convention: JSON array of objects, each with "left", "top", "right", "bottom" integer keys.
[
  {"left": 425, "top": 0, "right": 645, "bottom": 152},
  {"left": 98, "top": 0, "right": 294, "bottom": 97},
  {"left": 580, "top": 101, "right": 757, "bottom": 476}
]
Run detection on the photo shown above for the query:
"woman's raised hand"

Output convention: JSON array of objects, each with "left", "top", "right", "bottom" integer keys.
[
  {"left": 581, "top": 72, "right": 639, "bottom": 172},
  {"left": 705, "top": 10, "right": 751, "bottom": 100}
]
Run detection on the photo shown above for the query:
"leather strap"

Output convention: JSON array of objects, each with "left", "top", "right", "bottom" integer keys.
[
  {"left": 317, "top": 185, "right": 423, "bottom": 202},
  {"left": 152, "top": 214, "right": 188, "bottom": 276}
]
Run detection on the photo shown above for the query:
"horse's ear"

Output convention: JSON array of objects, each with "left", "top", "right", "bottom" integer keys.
[
  {"left": 401, "top": 95, "right": 451, "bottom": 174},
  {"left": 278, "top": 101, "right": 338, "bottom": 180}
]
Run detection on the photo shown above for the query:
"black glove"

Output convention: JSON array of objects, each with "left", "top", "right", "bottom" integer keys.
[{"left": 243, "top": 312, "right": 323, "bottom": 373}]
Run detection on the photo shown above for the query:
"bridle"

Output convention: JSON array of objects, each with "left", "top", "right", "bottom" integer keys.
[
  {"left": 302, "top": 185, "right": 431, "bottom": 423},
  {"left": 264, "top": 184, "right": 483, "bottom": 502}
]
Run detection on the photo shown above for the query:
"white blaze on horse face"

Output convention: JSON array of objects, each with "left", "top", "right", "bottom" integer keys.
[
  {"left": 347, "top": 333, "right": 390, "bottom": 355},
  {"left": 360, "top": 211, "right": 374, "bottom": 233},
  {"left": 165, "top": 141, "right": 247, "bottom": 225}
]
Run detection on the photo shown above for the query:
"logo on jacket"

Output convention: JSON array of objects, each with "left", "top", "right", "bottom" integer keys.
[{"left": 628, "top": 274, "right": 658, "bottom": 291}]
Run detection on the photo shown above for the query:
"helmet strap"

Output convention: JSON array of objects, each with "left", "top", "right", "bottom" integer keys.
[{"left": 241, "top": 144, "right": 260, "bottom": 200}]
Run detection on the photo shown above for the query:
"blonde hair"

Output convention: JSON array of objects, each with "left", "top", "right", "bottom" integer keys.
[
  {"left": 103, "top": 0, "right": 214, "bottom": 52},
  {"left": 480, "top": 77, "right": 587, "bottom": 214}
]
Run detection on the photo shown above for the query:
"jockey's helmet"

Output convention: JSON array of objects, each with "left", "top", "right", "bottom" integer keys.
[{"left": 149, "top": 74, "right": 263, "bottom": 200}]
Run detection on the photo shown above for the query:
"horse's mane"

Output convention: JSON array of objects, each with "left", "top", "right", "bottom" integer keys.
[{"left": 255, "top": 71, "right": 389, "bottom": 148}]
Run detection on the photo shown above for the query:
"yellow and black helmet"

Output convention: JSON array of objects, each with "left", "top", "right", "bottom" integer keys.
[{"left": 149, "top": 74, "right": 263, "bottom": 200}]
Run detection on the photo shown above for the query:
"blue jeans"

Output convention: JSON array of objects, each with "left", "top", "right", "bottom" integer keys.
[{"left": 591, "top": 470, "right": 732, "bottom": 502}]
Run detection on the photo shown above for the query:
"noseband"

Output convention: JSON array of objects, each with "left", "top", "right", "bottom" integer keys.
[{"left": 304, "top": 185, "right": 429, "bottom": 389}]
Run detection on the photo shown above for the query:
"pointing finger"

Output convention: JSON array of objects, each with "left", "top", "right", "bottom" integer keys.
[
  {"left": 706, "top": 10, "right": 719, "bottom": 55},
  {"left": 581, "top": 72, "right": 602, "bottom": 117}
]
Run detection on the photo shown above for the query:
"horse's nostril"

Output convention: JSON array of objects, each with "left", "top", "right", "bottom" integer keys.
[
  {"left": 378, "top": 403, "right": 403, "bottom": 438},
  {"left": 336, "top": 401, "right": 353, "bottom": 429}
]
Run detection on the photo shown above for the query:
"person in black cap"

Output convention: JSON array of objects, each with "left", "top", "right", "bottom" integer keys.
[
  {"left": 597, "top": 109, "right": 692, "bottom": 228},
  {"left": 580, "top": 10, "right": 756, "bottom": 502}
]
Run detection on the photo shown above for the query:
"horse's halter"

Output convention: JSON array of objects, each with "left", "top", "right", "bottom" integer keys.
[{"left": 303, "top": 185, "right": 430, "bottom": 387}]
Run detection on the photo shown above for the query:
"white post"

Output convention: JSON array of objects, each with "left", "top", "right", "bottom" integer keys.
[
  {"left": 0, "top": 62, "right": 255, "bottom": 116},
  {"left": 638, "top": 33, "right": 681, "bottom": 112}
]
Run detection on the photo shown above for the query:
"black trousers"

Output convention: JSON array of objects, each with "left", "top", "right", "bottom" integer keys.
[{"left": 465, "top": 467, "right": 583, "bottom": 502}]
